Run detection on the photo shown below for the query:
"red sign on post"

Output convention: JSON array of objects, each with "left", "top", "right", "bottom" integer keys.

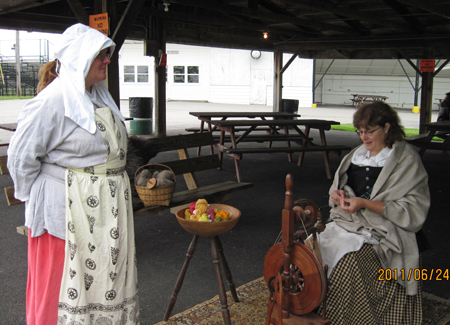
[
  {"left": 420, "top": 59, "right": 435, "bottom": 72},
  {"left": 89, "top": 13, "right": 109, "bottom": 36}
]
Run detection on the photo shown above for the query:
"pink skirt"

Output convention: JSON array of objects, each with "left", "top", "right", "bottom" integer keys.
[{"left": 27, "top": 231, "right": 65, "bottom": 325}]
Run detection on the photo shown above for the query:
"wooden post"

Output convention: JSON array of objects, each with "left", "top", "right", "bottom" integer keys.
[
  {"left": 105, "top": 0, "right": 120, "bottom": 109},
  {"left": 419, "top": 71, "right": 433, "bottom": 134},
  {"left": 154, "top": 16, "right": 166, "bottom": 137},
  {"left": 273, "top": 48, "right": 283, "bottom": 113},
  {"left": 419, "top": 49, "right": 434, "bottom": 134}
]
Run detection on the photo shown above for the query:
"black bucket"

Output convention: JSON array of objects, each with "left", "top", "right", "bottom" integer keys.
[
  {"left": 281, "top": 99, "right": 299, "bottom": 114},
  {"left": 129, "top": 97, "right": 153, "bottom": 118}
]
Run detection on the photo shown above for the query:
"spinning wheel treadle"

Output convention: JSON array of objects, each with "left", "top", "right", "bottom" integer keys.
[{"left": 264, "top": 173, "right": 330, "bottom": 325}]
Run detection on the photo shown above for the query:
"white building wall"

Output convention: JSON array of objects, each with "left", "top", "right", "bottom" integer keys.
[
  {"left": 315, "top": 74, "right": 448, "bottom": 110},
  {"left": 166, "top": 44, "right": 210, "bottom": 101},
  {"left": 118, "top": 42, "right": 315, "bottom": 107},
  {"left": 118, "top": 42, "right": 154, "bottom": 99}
]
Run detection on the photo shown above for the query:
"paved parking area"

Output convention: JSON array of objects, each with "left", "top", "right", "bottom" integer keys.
[{"left": 0, "top": 99, "right": 446, "bottom": 324}]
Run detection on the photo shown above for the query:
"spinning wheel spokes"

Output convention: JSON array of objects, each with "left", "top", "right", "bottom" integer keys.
[{"left": 264, "top": 242, "right": 326, "bottom": 315}]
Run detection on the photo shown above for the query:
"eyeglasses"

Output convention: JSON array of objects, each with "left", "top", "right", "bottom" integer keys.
[
  {"left": 356, "top": 126, "right": 381, "bottom": 137},
  {"left": 96, "top": 50, "right": 111, "bottom": 61}
]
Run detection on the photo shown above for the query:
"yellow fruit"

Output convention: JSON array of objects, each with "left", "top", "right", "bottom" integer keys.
[{"left": 194, "top": 199, "right": 208, "bottom": 220}]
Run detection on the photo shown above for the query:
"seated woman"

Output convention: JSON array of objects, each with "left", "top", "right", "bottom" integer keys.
[
  {"left": 436, "top": 92, "right": 450, "bottom": 140},
  {"left": 437, "top": 92, "right": 450, "bottom": 122},
  {"left": 318, "top": 102, "right": 430, "bottom": 324}
]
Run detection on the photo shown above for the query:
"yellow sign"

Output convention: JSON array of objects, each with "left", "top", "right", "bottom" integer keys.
[{"left": 89, "top": 13, "right": 109, "bottom": 36}]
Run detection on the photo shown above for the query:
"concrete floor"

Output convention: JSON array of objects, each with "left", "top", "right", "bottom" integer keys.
[{"left": 0, "top": 99, "right": 447, "bottom": 324}]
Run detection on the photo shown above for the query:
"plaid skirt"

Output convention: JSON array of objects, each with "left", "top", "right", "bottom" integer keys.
[{"left": 317, "top": 244, "right": 422, "bottom": 325}]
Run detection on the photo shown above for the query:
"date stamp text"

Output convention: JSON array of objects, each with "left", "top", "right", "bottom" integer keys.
[{"left": 378, "top": 268, "right": 449, "bottom": 281}]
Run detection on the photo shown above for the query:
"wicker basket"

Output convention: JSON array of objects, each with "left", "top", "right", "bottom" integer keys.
[{"left": 134, "top": 163, "right": 176, "bottom": 207}]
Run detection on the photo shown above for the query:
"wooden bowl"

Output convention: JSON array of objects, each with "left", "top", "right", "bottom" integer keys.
[{"left": 176, "top": 204, "right": 241, "bottom": 237}]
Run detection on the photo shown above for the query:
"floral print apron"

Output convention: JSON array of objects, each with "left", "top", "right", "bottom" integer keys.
[{"left": 58, "top": 107, "right": 139, "bottom": 324}]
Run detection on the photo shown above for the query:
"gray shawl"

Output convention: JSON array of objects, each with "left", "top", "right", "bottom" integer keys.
[{"left": 329, "top": 140, "right": 430, "bottom": 295}]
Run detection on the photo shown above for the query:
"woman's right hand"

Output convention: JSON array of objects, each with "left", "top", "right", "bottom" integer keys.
[{"left": 331, "top": 190, "right": 345, "bottom": 205}]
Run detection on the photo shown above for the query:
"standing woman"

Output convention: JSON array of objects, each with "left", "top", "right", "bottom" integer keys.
[
  {"left": 318, "top": 102, "right": 430, "bottom": 324},
  {"left": 8, "top": 24, "right": 139, "bottom": 324}
]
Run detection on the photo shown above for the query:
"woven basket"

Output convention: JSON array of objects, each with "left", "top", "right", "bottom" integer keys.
[{"left": 134, "top": 163, "right": 176, "bottom": 207}]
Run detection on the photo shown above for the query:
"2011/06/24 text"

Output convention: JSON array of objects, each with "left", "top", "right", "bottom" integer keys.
[{"left": 378, "top": 269, "right": 449, "bottom": 281}]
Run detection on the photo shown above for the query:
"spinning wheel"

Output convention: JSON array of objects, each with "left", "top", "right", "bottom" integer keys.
[
  {"left": 264, "top": 242, "right": 326, "bottom": 315},
  {"left": 263, "top": 174, "right": 330, "bottom": 325}
]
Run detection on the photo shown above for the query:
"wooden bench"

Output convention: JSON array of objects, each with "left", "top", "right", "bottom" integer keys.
[
  {"left": 224, "top": 145, "right": 351, "bottom": 158},
  {"left": 133, "top": 132, "right": 252, "bottom": 216},
  {"left": 405, "top": 134, "right": 430, "bottom": 142},
  {"left": 406, "top": 133, "right": 449, "bottom": 155},
  {"left": 0, "top": 154, "right": 8, "bottom": 175},
  {"left": 223, "top": 144, "right": 351, "bottom": 180},
  {"left": 185, "top": 126, "right": 280, "bottom": 134}
]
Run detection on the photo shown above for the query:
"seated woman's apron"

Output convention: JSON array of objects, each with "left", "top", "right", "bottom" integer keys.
[{"left": 58, "top": 107, "right": 139, "bottom": 324}]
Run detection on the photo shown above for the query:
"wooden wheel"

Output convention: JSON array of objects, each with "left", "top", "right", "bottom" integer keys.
[
  {"left": 293, "top": 198, "right": 318, "bottom": 230},
  {"left": 263, "top": 242, "right": 326, "bottom": 315}
]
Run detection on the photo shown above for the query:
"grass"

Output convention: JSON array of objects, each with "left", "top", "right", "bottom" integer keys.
[
  {"left": 0, "top": 96, "right": 34, "bottom": 100},
  {"left": 331, "top": 123, "right": 443, "bottom": 141}
]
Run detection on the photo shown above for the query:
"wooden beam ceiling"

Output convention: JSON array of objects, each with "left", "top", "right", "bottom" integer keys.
[{"left": 0, "top": 0, "right": 450, "bottom": 59}]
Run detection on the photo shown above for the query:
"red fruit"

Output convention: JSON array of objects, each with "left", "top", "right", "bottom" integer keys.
[
  {"left": 190, "top": 202, "right": 196, "bottom": 213},
  {"left": 206, "top": 208, "right": 215, "bottom": 221}
]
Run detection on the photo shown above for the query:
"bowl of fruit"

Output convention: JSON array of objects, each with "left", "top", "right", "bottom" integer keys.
[{"left": 175, "top": 199, "right": 241, "bottom": 237}]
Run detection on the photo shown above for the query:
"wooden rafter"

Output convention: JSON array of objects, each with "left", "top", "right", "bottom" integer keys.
[
  {"left": 111, "top": 0, "right": 147, "bottom": 49},
  {"left": 169, "top": 0, "right": 360, "bottom": 35},
  {"left": 395, "top": 0, "right": 450, "bottom": 18},
  {"left": 382, "top": 0, "right": 425, "bottom": 32},
  {"left": 66, "top": 0, "right": 89, "bottom": 25},
  {"left": 283, "top": 0, "right": 416, "bottom": 32}
]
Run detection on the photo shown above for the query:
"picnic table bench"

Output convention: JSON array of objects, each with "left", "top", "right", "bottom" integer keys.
[
  {"left": 351, "top": 94, "right": 388, "bottom": 106},
  {"left": 6, "top": 132, "right": 253, "bottom": 235},
  {"left": 208, "top": 118, "right": 351, "bottom": 181},
  {"left": 133, "top": 132, "right": 252, "bottom": 216},
  {"left": 406, "top": 121, "right": 450, "bottom": 157}
]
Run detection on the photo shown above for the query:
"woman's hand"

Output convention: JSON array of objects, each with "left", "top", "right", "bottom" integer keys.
[
  {"left": 340, "top": 197, "right": 366, "bottom": 214},
  {"left": 340, "top": 197, "right": 386, "bottom": 215},
  {"left": 331, "top": 190, "right": 345, "bottom": 206}
]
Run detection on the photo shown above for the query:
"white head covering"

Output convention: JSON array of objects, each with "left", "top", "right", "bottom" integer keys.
[{"left": 54, "top": 23, "right": 124, "bottom": 134}]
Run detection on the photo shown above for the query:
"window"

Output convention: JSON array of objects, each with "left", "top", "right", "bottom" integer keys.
[
  {"left": 137, "top": 66, "right": 149, "bottom": 82},
  {"left": 173, "top": 65, "right": 199, "bottom": 83},
  {"left": 124, "top": 66, "right": 135, "bottom": 82},
  {"left": 174, "top": 66, "right": 185, "bottom": 83},
  {"left": 123, "top": 65, "right": 149, "bottom": 83}
]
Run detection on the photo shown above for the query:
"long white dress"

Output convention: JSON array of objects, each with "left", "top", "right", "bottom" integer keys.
[{"left": 57, "top": 107, "right": 139, "bottom": 324}]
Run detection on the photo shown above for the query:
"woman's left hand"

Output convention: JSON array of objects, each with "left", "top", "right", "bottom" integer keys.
[
  {"left": 340, "top": 197, "right": 366, "bottom": 214},
  {"left": 340, "top": 197, "right": 386, "bottom": 216}
]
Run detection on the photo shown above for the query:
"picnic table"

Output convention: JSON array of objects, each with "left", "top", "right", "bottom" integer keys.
[
  {"left": 189, "top": 111, "right": 300, "bottom": 133},
  {"left": 351, "top": 94, "right": 388, "bottom": 106},
  {"left": 406, "top": 121, "right": 450, "bottom": 157},
  {"left": 189, "top": 111, "right": 301, "bottom": 155},
  {"left": 205, "top": 118, "right": 351, "bottom": 182},
  {"left": 0, "top": 123, "right": 17, "bottom": 132},
  {"left": 0, "top": 123, "right": 17, "bottom": 148}
]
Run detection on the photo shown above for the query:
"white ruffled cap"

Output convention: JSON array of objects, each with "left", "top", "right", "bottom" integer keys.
[{"left": 54, "top": 23, "right": 124, "bottom": 133}]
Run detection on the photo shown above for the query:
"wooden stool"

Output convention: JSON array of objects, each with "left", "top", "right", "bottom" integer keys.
[{"left": 163, "top": 234, "right": 239, "bottom": 324}]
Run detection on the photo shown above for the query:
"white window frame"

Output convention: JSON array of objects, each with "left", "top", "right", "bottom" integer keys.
[
  {"left": 173, "top": 65, "right": 199, "bottom": 84},
  {"left": 123, "top": 65, "right": 149, "bottom": 83}
]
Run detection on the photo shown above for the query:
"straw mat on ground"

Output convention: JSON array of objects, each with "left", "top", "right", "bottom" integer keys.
[{"left": 155, "top": 277, "right": 450, "bottom": 325}]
